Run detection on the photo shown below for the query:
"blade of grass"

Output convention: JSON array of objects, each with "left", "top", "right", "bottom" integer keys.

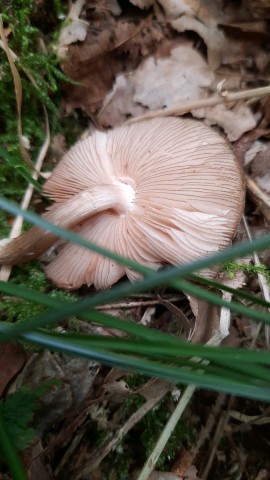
[
  {"left": 1, "top": 198, "right": 270, "bottom": 331},
  {"left": 0, "top": 414, "right": 27, "bottom": 480},
  {"left": 32, "top": 332, "right": 270, "bottom": 384},
  {"left": 1, "top": 274, "right": 269, "bottom": 343},
  {"left": 0, "top": 281, "right": 270, "bottom": 341},
  {"left": 1, "top": 198, "right": 270, "bottom": 329},
  {"left": 7, "top": 328, "right": 270, "bottom": 401},
  {"left": 1, "top": 197, "right": 270, "bottom": 280},
  {"left": 25, "top": 331, "right": 270, "bottom": 384},
  {"left": 175, "top": 278, "right": 270, "bottom": 324},
  {"left": 12, "top": 329, "right": 270, "bottom": 366},
  {"left": 1, "top": 282, "right": 270, "bottom": 364},
  {"left": 0, "top": 281, "right": 184, "bottom": 343},
  {"left": 1, "top": 320, "right": 270, "bottom": 399},
  {"left": 191, "top": 274, "right": 270, "bottom": 308}
]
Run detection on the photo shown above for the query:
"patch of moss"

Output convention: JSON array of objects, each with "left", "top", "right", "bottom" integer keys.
[
  {"left": 103, "top": 384, "right": 195, "bottom": 479},
  {"left": 0, "top": 1, "right": 81, "bottom": 320},
  {"left": 131, "top": 393, "right": 194, "bottom": 471},
  {"left": 224, "top": 261, "right": 270, "bottom": 287},
  {"left": 1, "top": 1, "right": 66, "bottom": 158},
  {"left": 0, "top": 264, "right": 77, "bottom": 324},
  {"left": 0, "top": 0, "right": 70, "bottom": 229}
]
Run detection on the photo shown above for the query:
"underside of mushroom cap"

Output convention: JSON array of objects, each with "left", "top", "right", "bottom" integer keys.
[{"left": 44, "top": 117, "right": 245, "bottom": 290}]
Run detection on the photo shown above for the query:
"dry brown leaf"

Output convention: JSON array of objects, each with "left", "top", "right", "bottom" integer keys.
[
  {"left": 132, "top": 0, "right": 263, "bottom": 71},
  {"left": 99, "top": 40, "right": 257, "bottom": 138},
  {"left": 130, "top": 0, "right": 154, "bottom": 8},
  {"left": 172, "top": 449, "right": 198, "bottom": 477},
  {"left": 99, "top": 44, "right": 214, "bottom": 127},
  {"left": 233, "top": 128, "right": 270, "bottom": 166},
  {"left": 254, "top": 469, "right": 270, "bottom": 480},
  {"left": 201, "top": 102, "right": 257, "bottom": 141},
  {"left": 98, "top": 74, "right": 145, "bottom": 127},
  {"left": 58, "top": 0, "right": 122, "bottom": 57},
  {"left": 133, "top": 45, "right": 214, "bottom": 109},
  {"left": 171, "top": 14, "right": 228, "bottom": 69},
  {"left": 102, "top": 380, "right": 131, "bottom": 404},
  {"left": 157, "top": 295, "right": 190, "bottom": 336},
  {"left": 102, "top": 367, "right": 128, "bottom": 386},
  {"left": 0, "top": 343, "right": 26, "bottom": 396},
  {"left": 60, "top": 1, "right": 166, "bottom": 116},
  {"left": 138, "top": 0, "right": 245, "bottom": 68},
  {"left": 27, "top": 442, "right": 51, "bottom": 480},
  {"left": 59, "top": 18, "right": 88, "bottom": 51},
  {"left": 148, "top": 472, "right": 183, "bottom": 480},
  {"left": 189, "top": 299, "right": 219, "bottom": 344},
  {"left": 248, "top": 0, "right": 270, "bottom": 18},
  {"left": 250, "top": 143, "right": 270, "bottom": 194},
  {"left": 244, "top": 140, "right": 267, "bottom": 166},
  {"left": 135, "top": 378, "right": 171, "bottom": 401},
  {"left": 14, "top": 351, "right": 98, "bottom": 434},
  {"left": 246, "top": 176, "right": 270, "bottom": 222}
]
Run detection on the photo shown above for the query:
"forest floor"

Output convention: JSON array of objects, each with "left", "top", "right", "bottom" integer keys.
[{"left": 1, "top": 1, "right": 270, "bottom": 479}]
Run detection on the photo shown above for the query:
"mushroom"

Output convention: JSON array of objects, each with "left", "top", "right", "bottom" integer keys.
[{"left": 0, "top": 117, "right": 244, "bottom": 289}]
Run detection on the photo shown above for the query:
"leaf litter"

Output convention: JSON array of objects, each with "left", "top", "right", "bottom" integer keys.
[{"left": 2, "top": 0, "right": 270, "bottom": 478}]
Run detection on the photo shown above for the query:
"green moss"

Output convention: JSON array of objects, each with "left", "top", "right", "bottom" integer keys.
[
  {"left": 1, "top": 1, "right": 65, "bottom": 157},
  {"left": 0, "top": 0, "right": 69, "bottom": 213},
  {"left": 131, "top": 394, "right": 194, "bottom": 471},
  {"left": 102, "top": 382, "right": 195, "bottom": 479},
  {"left": 0, "top": 1, "right": 80, "bottom": 313},
  {"left": 0, "top": 264, "right": 77, "bottom": 324},
  {"left": 224, "top": 261, "right": 270, "bottom": 287}
]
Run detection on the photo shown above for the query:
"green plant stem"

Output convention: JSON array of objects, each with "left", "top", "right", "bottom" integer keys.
[
  {"left": 190, "top": 274, "right": 270, "bottom": 308},
  {"left": 1, "top": 197, "right": 270, "bottom": 278},
  {"left": 0, "top": 323, "right": 268, "bottom": 400},
  {"left": 0, "top": 415, "right": 27, "bottom": 480},
  {"left": 0, "top": 273, "right": 269, "bottom": 344}
]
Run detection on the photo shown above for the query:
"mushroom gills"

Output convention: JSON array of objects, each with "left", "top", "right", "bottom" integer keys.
[
  {"left": 0, "top": 117, "right": 245, "bottom": 289},
  {"left": 0, "top": 183, "right": 134, "bottom": 265}
]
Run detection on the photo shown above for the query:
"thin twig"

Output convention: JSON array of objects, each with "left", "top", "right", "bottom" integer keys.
[
  {"left": 200, "top": 411, "right": 229, "bottom": 480},
  {"left": 128, "top": 85, "right": 270, "bottom": 124},
  {"left": 229, "top": 405, "right": 270, "bottom": 428},
  {"left": 136, "top": 333, "right": 226, "bottom": 480},
  {"left": 77, "top": 380, "right": 171, "bottom": 478},
  {"left": 95, "top": 296, "right": 181, "bottom": 310},
  {"left": 246, "top": 175, "right": 270, "bottom": 222},
  {"left": 137, "top": 384, "right": 196, "bottom": 480}
]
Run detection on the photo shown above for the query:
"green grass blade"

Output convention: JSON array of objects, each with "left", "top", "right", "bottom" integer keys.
[
  {"left": 12, "top": 329, "right": 270, "bottom": 401},
  {"left": 1, "top": 274, "right": 269, "bottom": 343},
  {"left": 1, "top": 197, "right": 270, "bottom": 279},
  {"left": 0, "top": 281, "right": 181, "bottom": 343},
  {"left": 1, "top": 281, "right": 270, "bottom": 364},
  {"left": 175, "top": 279, "right": 270, "bottom": 324},
  {"left": 191, "top": 274, "right": 270, "bottom": 308},
  {"left": 0, "top": 414, "right": 27, "bottom": 480},
  {"left": 25, "top": 331, "right": 270, "bottom": 384},
  {"left": 1, "top": 320, "right": 270, "bottom": 400}
]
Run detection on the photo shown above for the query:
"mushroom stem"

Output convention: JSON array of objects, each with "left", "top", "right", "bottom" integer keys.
[{"left": 0, "top": 184, "right": 132, "bottom": 265}]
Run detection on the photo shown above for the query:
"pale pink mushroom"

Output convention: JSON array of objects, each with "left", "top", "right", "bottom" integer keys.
[{"left": 0, "top": 117, "right": 245, "bottom": 289}]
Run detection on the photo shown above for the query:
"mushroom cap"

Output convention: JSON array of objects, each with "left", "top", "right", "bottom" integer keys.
[{"left": 44, "top": 117, "right": 245, "bottom": 290}]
